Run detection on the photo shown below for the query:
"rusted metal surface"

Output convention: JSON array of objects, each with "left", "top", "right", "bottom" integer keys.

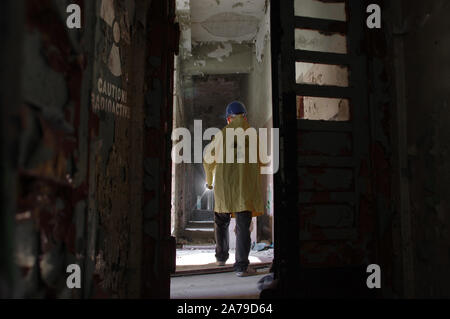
[
  {"left": 9, "top": 0, "right": 178, "bottom": 299},
  {"left": 13, "top": 0, "right": 89, "bottom": 298}
]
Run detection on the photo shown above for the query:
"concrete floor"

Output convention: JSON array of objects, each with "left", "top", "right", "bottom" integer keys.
[
  {"left": 171, "top": 270, "right": 269, "bottom": 299},
  {"left": 176, "top": 248, "right": 273, "bottom": 267}
]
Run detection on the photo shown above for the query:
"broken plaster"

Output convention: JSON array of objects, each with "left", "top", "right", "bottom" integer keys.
[
  {"left": 206, "top": 43, "right": 233, "bottom": 62},
  {"left": 255, "top": 1, "right": 270, "bottom": 63}
]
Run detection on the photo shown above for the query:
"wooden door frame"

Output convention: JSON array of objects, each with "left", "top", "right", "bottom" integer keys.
[
  {"left": 270, "top": 0, "right": 301, "bottom": 297},
  {"left": 270, "top": 0, "right": 377, "bottom": 298}
]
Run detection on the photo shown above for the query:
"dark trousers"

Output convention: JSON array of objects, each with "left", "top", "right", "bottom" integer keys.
[{"left": 214, "top": 211, "right": 252, "bottom": 272}]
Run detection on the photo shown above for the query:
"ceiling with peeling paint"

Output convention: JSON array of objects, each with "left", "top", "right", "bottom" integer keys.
[
  {"left": 190, "top": 0, "right": 266, "bottom": 43},
  {"left": 176, "top": 0, "right": 267, "bottom": 57}
]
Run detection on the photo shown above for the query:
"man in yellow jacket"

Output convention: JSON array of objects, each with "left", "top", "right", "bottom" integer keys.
[{"left": 203, "top": 101, "right": 264, "bottom": 277}]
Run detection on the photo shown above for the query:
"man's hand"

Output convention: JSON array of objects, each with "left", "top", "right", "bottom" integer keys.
[{"left": 206, "top": 184, "right": 213, "bottom": 190}]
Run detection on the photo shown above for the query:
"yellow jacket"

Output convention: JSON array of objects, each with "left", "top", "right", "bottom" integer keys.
[{"left": 203, "top": 115, "right": 265, "bottom": 217}]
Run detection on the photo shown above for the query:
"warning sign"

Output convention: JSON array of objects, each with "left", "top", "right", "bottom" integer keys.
[{"left": 91, "top": 78, "right": 130, "bottom": 119}]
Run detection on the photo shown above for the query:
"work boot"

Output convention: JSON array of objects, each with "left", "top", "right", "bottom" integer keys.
[{"left": 235, "top": 267, "right": 257, "bottom": 277}]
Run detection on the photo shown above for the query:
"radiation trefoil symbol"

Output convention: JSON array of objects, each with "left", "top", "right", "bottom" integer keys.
[{"left": 100, "top": 0, "right": 129, "bottom": 77}]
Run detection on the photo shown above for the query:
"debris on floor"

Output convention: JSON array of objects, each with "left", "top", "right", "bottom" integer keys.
[
  {"left": 252, "top": 242, "right": 273, "bottom": 251},
  {"left": 175, "top": 247, "right": 274, "bottom": 275},
  {"left": 257, "top": 273, "right": 274, "bottom": 291}
]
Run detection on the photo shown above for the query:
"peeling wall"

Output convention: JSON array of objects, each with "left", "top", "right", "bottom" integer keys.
[
  {"left": 244, "top": 30, "right": 272, "bottom": 129},
  {"left": 11, "top": 0, "right": 94, "bottom": 298},
  {"left": 177, "top": 0, "right": 267, "bottom": 61},
  {"left": 181, "top": 43, "right": 254, "bottom": 75},
  {"left": 4, "top": 0, "right": 177, "bottom": 299},
  {"left": 87, "top": 0, "right": 148, "bottom": 298},
  {"left": 255, "top": 0, "right": 270, "bottom": 63}
]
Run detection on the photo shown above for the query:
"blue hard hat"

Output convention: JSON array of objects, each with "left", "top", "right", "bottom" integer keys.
[{"left": 225, "top": 101, "right": 247, "bottom": 119}]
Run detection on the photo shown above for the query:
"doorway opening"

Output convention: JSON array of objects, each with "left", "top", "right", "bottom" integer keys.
[{"left": 170, "top": 0, "right": 274, "bottom": 298}]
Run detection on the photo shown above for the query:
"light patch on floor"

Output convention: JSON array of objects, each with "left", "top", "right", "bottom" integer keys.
[{"left": 176, "top": 248, "right": 273, "bottom": 266}]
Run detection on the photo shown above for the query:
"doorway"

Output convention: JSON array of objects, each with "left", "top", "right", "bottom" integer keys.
[{"left": 170, "top": 0, "right": 275, "bottom": 298}]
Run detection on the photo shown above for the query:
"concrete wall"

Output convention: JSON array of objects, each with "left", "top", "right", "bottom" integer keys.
[
  {"left": 245, "top": 19, "right": 272, "bottom": 127},
  {"left": 243, "top": 9, "right": 273, "bottom": 242},
  {"left": 350, "top": 0, "right": 450, "bottom": 298},
  {"left": 397, "top": 0, "right": 450, "bottom": 297}
]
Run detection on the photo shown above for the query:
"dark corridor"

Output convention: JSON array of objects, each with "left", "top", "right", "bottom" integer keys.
[{"left": 1, "top": 0, "right": 450, "bottom": 302}]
